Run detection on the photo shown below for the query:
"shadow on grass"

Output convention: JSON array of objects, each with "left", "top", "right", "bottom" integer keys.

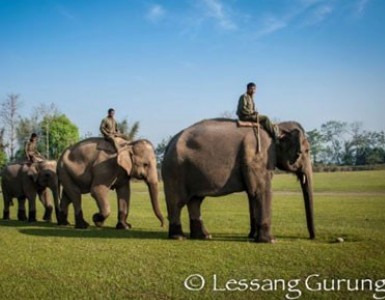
[
  {"left": 16, "top": 225, "right": 324, "bottom": 242},
  {"left": 212, "top": 233, "right": 315, "bottom": 243},
  {"left": 18, "top": 226, "right": 168, "bottom": 239},
  {"left": 4, "top": 219, "right": 326, "bottom": 243},
  {"left": 17, "top": 228, "right": 247, "bottom": 242},
  {"left": 0, "top": 219, "right": 56, "bottom": 228}
]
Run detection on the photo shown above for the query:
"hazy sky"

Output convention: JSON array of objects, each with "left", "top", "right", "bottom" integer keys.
[{"left": 1, "top": 0, "right": 384, "bottom": 145}]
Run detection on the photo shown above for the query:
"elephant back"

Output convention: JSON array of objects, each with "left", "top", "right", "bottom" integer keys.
[{"left": 163, "top": 118, "right": 272, "bottom": 174}]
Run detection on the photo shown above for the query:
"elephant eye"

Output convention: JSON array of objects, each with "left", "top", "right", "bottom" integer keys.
[{"left": 143, "top": 163, "right": 149, "bottom": 168}]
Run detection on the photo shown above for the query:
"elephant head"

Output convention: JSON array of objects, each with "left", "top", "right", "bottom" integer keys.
[
  {"left": 28, "top": 161, "right": 58, "bottom": 189},
  {"left": 27, "top": 160, "right": 60, "bottom": 221},
  {"left": 276, "top": 122, "right": 315, "bottom": 239},
  {"left": 117, "top": 140, "right": 164, "bottom": 227}
]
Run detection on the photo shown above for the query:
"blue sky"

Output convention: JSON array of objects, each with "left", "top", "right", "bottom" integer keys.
[{"left": 1, "top": 0, "right": 384, "bottom": 145}]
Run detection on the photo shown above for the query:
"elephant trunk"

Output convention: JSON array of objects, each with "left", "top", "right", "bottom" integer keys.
[
  {"left": 146, "top": 181, "right": 165, "bottom": 227},
  {"left": 285, "top": 158, "right": 301, "bottom": 172},
  {"left": 298, "top": 169, "right": 315, "bottom": 239}
]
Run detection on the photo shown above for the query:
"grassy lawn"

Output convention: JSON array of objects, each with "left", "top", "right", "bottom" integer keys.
[{"left": 0, "top": 171, "right": 384, "bottom": 299}]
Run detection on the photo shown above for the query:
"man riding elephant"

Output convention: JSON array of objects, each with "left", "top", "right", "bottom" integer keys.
[
  {"left": 25, "top": 133, "right": 44, "bottom": 163},
  {"left": 99, "top": 108, "right": 129, "bottom": 152},
  {"left": 237, "top": 82, "right": 279, "bottom": 141}
]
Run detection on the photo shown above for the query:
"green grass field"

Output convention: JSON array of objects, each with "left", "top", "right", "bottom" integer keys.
[{"left": 1, "top": 170, "right": 384, "bottom": 299}]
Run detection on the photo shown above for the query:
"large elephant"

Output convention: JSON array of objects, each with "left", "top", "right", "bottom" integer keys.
[
  {"left": 162, "top": 118, "right": 314, "bottom": 243},
  {"left": 56, "top": 137, "right": 164, "bottom": 229},
  {"left": 1, "top": 161, "right": 60, "bottom": 222}
]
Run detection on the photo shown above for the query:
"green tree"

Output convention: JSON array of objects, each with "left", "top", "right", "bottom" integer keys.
[
  {"left": 366, "top": 147, "right": 385, "bottom": 165},
  {"left": 353, "top": 130, "right": 385, "bottom": 165},
  {"left": 0, "top": 94, "right": 21, "bottom": 160},
  {"left": 155, "top": 137, "right": 172, "bottom": 168},
  {"left": 0, "top": 128, "right": 8, "bottom": 169},
  {"left": 306, "top": 129, "right": 324, "bottom": 164},
  {"left": 40, "top": 114, "right": 79, "bottom": 159},
  {"left": 341, "top": 141, "right": 355, "bottom": 165},
  {"left": 320, "top": 120, "right": 348, "bottom": 164}
]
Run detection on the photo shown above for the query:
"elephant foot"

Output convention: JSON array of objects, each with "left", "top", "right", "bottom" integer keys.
[
  {"left": 92, "top": 213, "right": 106, "bottom": 227},
  {"left": 57, "top": 211, "right": 70, "bottom": 226},
  {"left": 117, "top": 212, "right": 130, "bottom": 227},
  {"left": 248, "top": 219, "right": 257, "bottom": 239},
  {"left": 3, "top": 210, "right": 10, "bottom": 220},
  {"left": 254, "top": 236, "right": 275, "bottom": 243},
  {"left": 28, "top": 210, "right": 37, "bottom": 223},
  {"left": 43, "top": 207, "right": 53, "bottom": 222},
  {"left": 75, "top": 211, "right": 89, "bottom": 229},
  {"left": 169, "top": 224, "right": 186, "bottom": 240},
  {"left": 254, "top": 225, "right": 274, "bottom": 243},
  {"left": 190, "top": 219, "right": 212, "bottom": 240},
  {"left": 116, "top": 222, "right": 132, "bottom": 230},
  {"left": 17, "top": 210, "right": 27, "bottom": 221}
]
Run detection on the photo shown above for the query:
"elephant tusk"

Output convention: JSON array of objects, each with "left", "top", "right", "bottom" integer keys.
[{"left": 302, "top": 174, "right": 307, "bottom": 185}]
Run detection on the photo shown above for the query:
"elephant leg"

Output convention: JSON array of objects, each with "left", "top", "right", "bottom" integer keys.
[
  {"left": 65, "top": 187, "right": 88, "bottom": 229},
  {"left": 247, "top": 193, "right": 257, "bottom": 239},
  {"left": 38, "top": 189, "right": 53, "bottom": 222},
  {"left": 17, "top": 197, "right": 27, "bottom": 221},
  {"left": 90, "top": 185, "right": 110, "bottom": 228},
  {"left": 115, "top": 184, "right": 131, "bottom": 230},
  {"left": 58, "top": 191, "right": 71, "bottom": 226},
  {"left": 254, "top": 178, "right": 274, "bottom": 243},
  {"left": 26, "top": 189, "right": 38, "bottom": 223},
  {"left": 166, "top": 191, "right": 186, "bottom": 240},
  {"left": 243, "top": 164, "right": 273, "bottom": 243},
  {"left": 27, "top": 193, "right": 37, "bottom": 222},
  {"left": 2, "top": 194, "right": 12, "bottom": 220},
  {"left": 188, "top": 197, "right": 211, "bottom": 240}
]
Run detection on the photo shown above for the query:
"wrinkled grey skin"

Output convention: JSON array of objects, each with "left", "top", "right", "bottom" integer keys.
[
  {"left": 1, "top": 161, "right": 60, "bottom": 222},
  {"left": 162, "top": 118, "right": 314, "bottom": 242},
  {"left": 276, "top": 121, "right": 315, "bottom": 240},
  {"left": 56, "top": 137, "right": 164, "bottom": 229}
]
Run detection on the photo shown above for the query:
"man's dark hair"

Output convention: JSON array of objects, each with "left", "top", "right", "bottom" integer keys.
[
  {"left": 31, "top": 133, "right": 37, "bottom": 138},
  {"left": 108, "top": 108, "right": 115, "bottom": 114},
  {"left": 247, "top": 82, "right": 256, "bottom": 89}
]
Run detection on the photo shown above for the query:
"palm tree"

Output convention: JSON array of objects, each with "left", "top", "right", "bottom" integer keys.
[{"left": 118, "top": 120, "right": 140, "bottom": 141}]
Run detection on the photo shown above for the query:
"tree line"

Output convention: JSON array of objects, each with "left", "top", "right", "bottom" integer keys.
[
  {"left": 0, "top": 94, "right": 140, "bottom": 168},
  {"left": 2, "top": 94, "right": 383, "bottom": 169},
  {"left": 154, "top": 120, "right": 385, "bottom": 170},
  {"left": 307, "top": 120, "right": 385, "bottom": 166}
]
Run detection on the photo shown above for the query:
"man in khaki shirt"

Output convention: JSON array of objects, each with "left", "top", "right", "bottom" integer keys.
[
  {"left": 100, "top": 108, "right": 125, "bottom": 151},
  {"left": 25, "top": 133, "right": 44, "bottom": 162},
  {"left": 237, "top": 82, "right": 278, "bottom": 141}
]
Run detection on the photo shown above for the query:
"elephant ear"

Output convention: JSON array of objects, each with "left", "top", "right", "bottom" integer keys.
[
  {"left": 117, "top": 146, "right": 133, "bottom": 176},
  {"left": 27, "top": 164, "right": 39, "bottom": 182},
  {"left": 280, "top": 129, "right": 302, "bottom": 164}
]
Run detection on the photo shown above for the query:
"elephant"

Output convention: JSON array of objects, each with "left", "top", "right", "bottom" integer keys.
[
  {"left": 161, "top": 118, "right": 314, "bottom": 243},
  {"left": 56, "top": 137, "right": 164, "bottom": 229},
  {"left": 1, "top": 160, "right": 60, "bottom": 222}
]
